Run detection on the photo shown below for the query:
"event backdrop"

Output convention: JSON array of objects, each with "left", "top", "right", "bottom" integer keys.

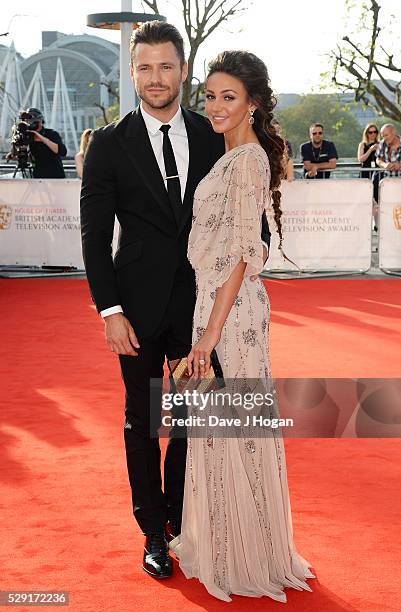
[
  {"left": 0, "top": 179, "right": 84, "bottom": 268},
  {"left": 264, "top": 179, "right": 373, "bottom": 273},
  {"left": 0, "top": 178, "right": 399, "bottom": 272},
  {"left": 0, "top": 179, "right": 119, "bottom": 269},
  {"left": 379, "top": 178, "right": 401, "bottom": 271}
]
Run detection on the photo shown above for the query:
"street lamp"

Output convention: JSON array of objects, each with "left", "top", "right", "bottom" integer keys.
[{"left": 87, "top": 0, "right": 165, "bottom": 117}]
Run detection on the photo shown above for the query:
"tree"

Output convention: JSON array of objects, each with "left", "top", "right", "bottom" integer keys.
[
  {"left": 141, "top": 0, "right": 246, "bottom": 109},
  {"left": 277, "top": 94, "right": 363, "bottom": 158},
  {"left": 91, "top": 79, "right": 120, "bottom": 126},
  {"left": 95, "top": 101, "right": 120, "bottom": 127},
  {"left": 328, "top": 0, "right": 401, "bottom": 123}
]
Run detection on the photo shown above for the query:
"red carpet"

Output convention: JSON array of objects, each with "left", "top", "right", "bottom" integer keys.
[{"left": 1, "top": 279, "right": 401, "bottom": 611}]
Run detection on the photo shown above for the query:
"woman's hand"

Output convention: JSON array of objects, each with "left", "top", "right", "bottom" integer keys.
[
  {"left": 250, "top": 243, "right": 268, "bottom": 281},
  {"left": 187, "top": 328, "right": 221, "bottom": 379}
]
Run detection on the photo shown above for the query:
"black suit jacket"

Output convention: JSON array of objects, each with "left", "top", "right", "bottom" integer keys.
[{"left": 80, "top": 107, "right": 271, "bottom": 338}]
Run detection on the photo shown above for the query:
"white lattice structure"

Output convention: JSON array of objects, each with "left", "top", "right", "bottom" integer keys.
[
  {"left": 1, "top": 32, "right": 124, "bottom": 154},
  {"left": 22, "top": 63, "right": 51, "bottom": 124},
  {"left": 0, "top": 42, "right": 26, "bottom": 150},
  {"left": 50, "top": 58, "right": 78, "bottom": 155}
]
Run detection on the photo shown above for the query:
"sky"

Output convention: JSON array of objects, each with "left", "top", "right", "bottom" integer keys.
[{"left": 1, "top": 0, "right": 400, "bottom": 94}]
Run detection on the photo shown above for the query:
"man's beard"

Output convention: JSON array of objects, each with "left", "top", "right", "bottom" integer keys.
[{"left": 138, "top": 84, "right": 181, "bottom": 110}]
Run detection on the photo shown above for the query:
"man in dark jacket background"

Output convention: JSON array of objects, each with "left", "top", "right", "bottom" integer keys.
[{"left": 300, "top": 123, "right": 338, "bottom": 179}]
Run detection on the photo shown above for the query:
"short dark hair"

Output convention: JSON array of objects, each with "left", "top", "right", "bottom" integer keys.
[
  {"left": 129, "top": 21, "right": 185, "bottom": 66},
  {"left": 310, "top": 123, "right": 324, "bottom": 130}
]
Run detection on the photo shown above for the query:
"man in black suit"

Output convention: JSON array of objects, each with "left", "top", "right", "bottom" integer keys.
[{"left": 80, "top": 21, "right": 271, "bottom": 579}]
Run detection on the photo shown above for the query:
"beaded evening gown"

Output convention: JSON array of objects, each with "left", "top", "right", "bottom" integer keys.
[{"left": 169, "top": 144, "right": 315, "bottom": 602}]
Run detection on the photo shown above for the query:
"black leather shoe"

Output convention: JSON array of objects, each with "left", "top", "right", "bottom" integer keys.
[
  {"left": 142, "top": 533, "right": 172, "bottom": 578},
  {"left": 165, "top": 520, "right": 180, "bottom": 543}
]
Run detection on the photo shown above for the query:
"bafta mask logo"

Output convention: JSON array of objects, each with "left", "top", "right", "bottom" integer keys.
[
  {"left": 393, "top": 205, "right": 401, "bottom": 230},
  {"left": 0, "top": 204, "right": 12, "bottom": 230}
]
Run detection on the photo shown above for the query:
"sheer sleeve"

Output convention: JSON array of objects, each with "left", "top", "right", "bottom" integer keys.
[{"left": 188, "top": 147, "right": 270, "bottom": 289}]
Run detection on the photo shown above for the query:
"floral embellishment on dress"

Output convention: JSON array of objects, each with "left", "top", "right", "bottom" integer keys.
[
  {"left": 225, "top": 215, "right": 234, "bottom": 227},
  {"left": 242, "top": 328, "right": 257, "bottom": 346},
  {"left": 210, "top": 290, "right": 216, "bottom": 300},
  {"left": 215, "top": 255, "right": 230, "bottom": 272},
  {"left": 234, "top": 296, "right": 243, "bottom": 307},
  {"left": 205, "top": 213, "right": 217, "bottom": 228},
  {"left": 207, "top": 435, "right": 213, "bottom": 448},
  {"left": 196, "top": 326, "right": 206, "bottom": 340},
  {"left": 239, "top": 381, "right": 253, "bottom": 395},
  {"left": 245, "top": 440, "right": 256, "bottom": 453},
  {"left": 248, "top": 245, "right": 256, "bottom": 257},
  {"left": 257, "top": 287, "right": 267, "bottom": 303},
  {"left": 261, "top": 318, "right": 267, "bottom": 333}
]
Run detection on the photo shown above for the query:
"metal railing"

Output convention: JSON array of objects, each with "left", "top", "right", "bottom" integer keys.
[
  {"left": 0, "top": 161, "right": 79, "bottom": 179},
  {"left": 0, "top": 159, "right": 394, "bottom": 179},
  {"left": 291, "top": 162, "right": 394, "bottom": 180}
]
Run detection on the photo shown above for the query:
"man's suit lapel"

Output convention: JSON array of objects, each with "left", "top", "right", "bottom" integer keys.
[{"left": 114, "top": 107, "right": 177, "bottom": 228}]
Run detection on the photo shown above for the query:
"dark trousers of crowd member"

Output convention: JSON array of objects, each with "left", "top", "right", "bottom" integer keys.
[
  {"left": 372, "top": 171, "right": 380, "bottom": 204},
  {"left": 119, "top": 267, "right": 194, "bottom": 535},
  {"left": 361, "top": 169, "right": 380, "bottom": 203}
]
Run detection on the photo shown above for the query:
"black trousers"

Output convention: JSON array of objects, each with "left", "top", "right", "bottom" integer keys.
[{"left": 119, "top": 269, "right": 195, "bottom": 535}]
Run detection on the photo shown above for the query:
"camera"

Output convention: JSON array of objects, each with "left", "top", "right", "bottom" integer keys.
[
  {"left": 11, "top": 119, "right": 33, "bottom": 169},
  {"left": 10, "top": 108, "right": 44, "bottom": 176}
]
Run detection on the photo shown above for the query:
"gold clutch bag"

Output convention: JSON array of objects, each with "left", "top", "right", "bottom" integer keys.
[{"left": 168, "top": 349, "right": 226, "bottom": 394}]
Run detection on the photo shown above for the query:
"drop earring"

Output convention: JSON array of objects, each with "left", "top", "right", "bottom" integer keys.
[{"left": 249, "top": 109, "right": 255, "bottom": 125}]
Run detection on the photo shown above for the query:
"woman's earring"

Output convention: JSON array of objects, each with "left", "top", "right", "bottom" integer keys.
[{"left": 249, "top": 109, "right": 255, "bottom": 125}]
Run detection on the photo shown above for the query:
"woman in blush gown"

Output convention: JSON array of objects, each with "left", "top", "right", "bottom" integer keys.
[{"left": 169, "top": 51, "right": 316, "bottom": 603}]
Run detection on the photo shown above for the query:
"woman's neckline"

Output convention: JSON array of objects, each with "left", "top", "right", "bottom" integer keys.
[{"left": 222, "top": 142, "right": 265, "bottom": 158}]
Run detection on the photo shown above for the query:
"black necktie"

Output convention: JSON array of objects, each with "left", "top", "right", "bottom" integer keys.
[{"left": 160, "top": 124, "right": 182, "bottom": 225}]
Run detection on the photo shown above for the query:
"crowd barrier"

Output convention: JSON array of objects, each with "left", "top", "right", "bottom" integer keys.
[
  {"left": 0, "top": 179, "right": 84, "bottom": 269},
  {"left": 0, "top": 178, "right": 399, "bottom": 274},
  {"left": 264, "top": 179, "right": 373, "bottom": 273},
  {"left": 378, "top": 178, "right": 401, "bottom": 273},
  {"left": 0, "top": 179, "right": 120, "bottom": 269}
]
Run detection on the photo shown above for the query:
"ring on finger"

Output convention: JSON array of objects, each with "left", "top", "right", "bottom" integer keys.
[{"left": 199, "top": 358, "right": 205, "bottom": 365}]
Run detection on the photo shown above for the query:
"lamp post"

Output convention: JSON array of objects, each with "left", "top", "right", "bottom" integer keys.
[{"left": 87, "top": 1, "right": 165, "bottom": 117}]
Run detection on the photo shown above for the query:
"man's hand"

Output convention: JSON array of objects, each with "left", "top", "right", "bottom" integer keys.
[
  {"left": 27, "top": 130, "right": 59, "bottom": 154},
  {"left": 104, "top": 313, "right": 140, "bottom": 356},
  {"left": 385, "top": 162, "right": 397, "bottom": 171},
  {"left": 307, "top": 164, "right": 318, "bottom": 177},
  {"left": 28, "top": 130, "right": 47, "bottom": 143}
]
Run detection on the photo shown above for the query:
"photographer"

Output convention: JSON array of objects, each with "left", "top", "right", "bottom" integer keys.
[{"left": 7, "top": 108, "right": 67, "bottom": 178}]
